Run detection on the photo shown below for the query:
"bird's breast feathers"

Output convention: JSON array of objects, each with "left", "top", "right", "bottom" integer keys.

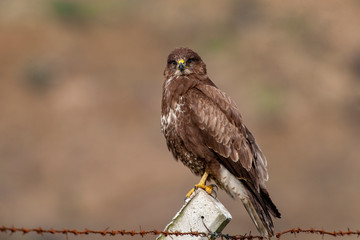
[{"left": 161, "top": 95, "right": 185, "bottom": 136}]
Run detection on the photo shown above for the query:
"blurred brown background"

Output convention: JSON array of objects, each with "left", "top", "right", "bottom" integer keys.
[{"left": 0, "top": 1, "right": 359, "bottom": 240}]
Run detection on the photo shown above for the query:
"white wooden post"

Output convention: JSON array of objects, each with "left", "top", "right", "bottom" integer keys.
[{"left": 157, "top": 189, "right": 232, "bottom": 240}]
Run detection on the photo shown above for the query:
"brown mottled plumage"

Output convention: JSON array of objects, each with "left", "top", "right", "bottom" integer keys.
[{"left": 161, "top": 47, "right": 281, "bottom": 237}]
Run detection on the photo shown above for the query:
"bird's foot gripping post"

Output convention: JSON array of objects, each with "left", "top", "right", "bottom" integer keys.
[
  {"left": 185, "top": 171, "right": 215, "bottom": 199},
  {"left": 157, "top": 188, "right": 232, "bottom": 240}
]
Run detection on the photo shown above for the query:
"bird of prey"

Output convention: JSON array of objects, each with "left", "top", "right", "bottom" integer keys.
[{"left": 161, "top": 47, "right": 281, "bottom": 237}]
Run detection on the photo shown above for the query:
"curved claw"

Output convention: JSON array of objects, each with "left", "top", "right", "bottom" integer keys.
[
  {"left": 210, "top": 184, "right": 218, "bottom": 198},
  {"left": 185, "top": 172, "right": 216, "bottom": 200},
  {"left": 185, "top": 183, "right": 218, "bottom": 200},
  {"left": 211, "top": 184, "right": 218, "bottom": 191}
]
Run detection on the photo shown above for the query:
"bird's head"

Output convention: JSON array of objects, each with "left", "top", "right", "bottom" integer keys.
[{"left": 164, "top": 47, "right": 207, "bottom": 79}]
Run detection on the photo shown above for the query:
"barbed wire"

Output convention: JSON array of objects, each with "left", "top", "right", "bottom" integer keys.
[{"left": 1, "top": 226, "right": 360, "bottom": 239}]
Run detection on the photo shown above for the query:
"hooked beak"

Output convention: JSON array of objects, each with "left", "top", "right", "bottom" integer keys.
[{"left": 178, "top": 59, "right": 185, "bottom": 72}]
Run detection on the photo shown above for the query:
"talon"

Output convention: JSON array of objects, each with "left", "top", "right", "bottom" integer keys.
[
  {"left": 211, "top": 184, "right": 219, "bottom": 191},
  {"left": 185, "top": 183, "right": 214, "bottom": 199},
  {"left": 184, "top": 171, "right": 215, "bottom": 199},
  {"left": 209, "top": 184, "right": 218, "bottom": 198}
]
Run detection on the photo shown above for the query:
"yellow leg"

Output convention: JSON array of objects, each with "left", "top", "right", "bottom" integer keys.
[{"left": 185, "top": 171, "right": 213, "bottom": 198}]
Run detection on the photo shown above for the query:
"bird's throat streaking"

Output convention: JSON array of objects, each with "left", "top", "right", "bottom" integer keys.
[{"left": 185, "top": 171, "right": 214, "bottom": 199}]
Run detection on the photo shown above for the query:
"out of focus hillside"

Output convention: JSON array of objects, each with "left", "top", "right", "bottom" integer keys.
[{"left": 0, "top": 1, "right": 359, "bottom": 240}]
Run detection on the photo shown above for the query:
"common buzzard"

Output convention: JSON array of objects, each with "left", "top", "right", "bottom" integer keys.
[{"left": 161, "top": 47, "right": 281, "bottom": 237}]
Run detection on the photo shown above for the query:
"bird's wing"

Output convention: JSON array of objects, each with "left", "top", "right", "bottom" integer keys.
[
  {"left": 185, "top": 83, "right": 281, "bottom": 237},
  {"left": 187, "top": 84, "right": 269, "bottom": 186}
]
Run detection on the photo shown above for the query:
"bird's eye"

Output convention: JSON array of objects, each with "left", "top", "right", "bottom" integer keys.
[
  {"left": 168, "top": 60, "right": 177, "bottom": 65},
  {"left": 186, "top": 58, "right": 196, "bottom": 65}
]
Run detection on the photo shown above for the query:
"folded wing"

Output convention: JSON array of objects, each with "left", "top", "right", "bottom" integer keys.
[{"left": 187, "top": 84, "right": 269, "bottom": 189}]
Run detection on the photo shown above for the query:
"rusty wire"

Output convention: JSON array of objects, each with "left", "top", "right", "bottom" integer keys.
[{"left": 1, "top": 226, "right": 360, "bottom": 239}]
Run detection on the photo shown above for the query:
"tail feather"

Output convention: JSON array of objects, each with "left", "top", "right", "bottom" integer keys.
[
  {"left": 241, "top": 190, "right": 275, "bottom": 237},
  {"left": 217, "top": 165, "right": 280, "bottom": 238},
  {"left": 260, "top": 187, "right": 281, "bottom": 218}
]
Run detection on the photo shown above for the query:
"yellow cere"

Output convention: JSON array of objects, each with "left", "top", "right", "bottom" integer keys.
[{"left": 178, "top": 59, "right": 185, "bottom": 65}]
